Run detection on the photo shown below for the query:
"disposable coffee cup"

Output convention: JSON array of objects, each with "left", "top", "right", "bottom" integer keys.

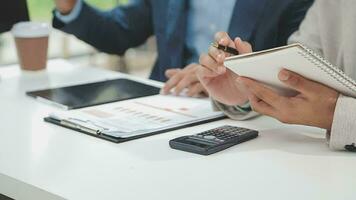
[{"left": 11, "top": 22, "right": 50, "bottom": 71}]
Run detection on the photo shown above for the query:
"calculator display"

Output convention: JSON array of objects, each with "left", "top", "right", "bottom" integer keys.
[{"left": 183, "top": 139, "right": 211, "bottom": 148}]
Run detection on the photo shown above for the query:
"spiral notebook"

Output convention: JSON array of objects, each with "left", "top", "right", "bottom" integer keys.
[{"left": 224, "top": 43, "right": 356, "bottom": 98}]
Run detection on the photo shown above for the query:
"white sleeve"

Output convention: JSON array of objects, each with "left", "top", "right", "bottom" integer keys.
[
  {"left": 329, "top": 95, "right": 356, "bottom": 152},
  {"left": 288, "top": 0, "right": 323, "bottom": 56}
]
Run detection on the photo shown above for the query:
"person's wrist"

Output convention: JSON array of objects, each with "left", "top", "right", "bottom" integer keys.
[
  {"left": 327, "top": 94, "right": 339, "bottom": 129},
  {"left": 236, "top": 92, "right": 250, "bottom": 107},
  {"left": 317, "top": 94, "right": 339, "bottom": 130},
  {"left": 236, "top": 101, "right": 251, "bottom": 112},
  {"left": 56, "top": 0, "right": 77, "bottom": 15}
]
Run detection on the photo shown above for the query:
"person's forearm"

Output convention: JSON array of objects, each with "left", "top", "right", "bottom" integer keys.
[
  {"left": 53, "top": 1, "right": 153, "bottom": 55},
  {"left": 54, "top": 2, "right": 132, "bottom": 55}
]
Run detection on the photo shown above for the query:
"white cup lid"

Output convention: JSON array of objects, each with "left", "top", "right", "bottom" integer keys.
[{"left": 12, "top": 22, "right": 51, "bottom": 38}]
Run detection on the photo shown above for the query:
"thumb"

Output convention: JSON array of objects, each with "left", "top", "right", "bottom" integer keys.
[
  {"left": 234, "top": 37, "right": 252, "bottom": 54},
  {"left": 215, "top": 32, "right": 236, "bottom": 57},
  {"left": 278, "top": 69, "right": 320, "bottom": 96}
]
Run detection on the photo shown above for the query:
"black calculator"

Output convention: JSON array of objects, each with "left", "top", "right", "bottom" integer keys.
[{"left": 169, "top": 125, "right": 258, "bottom": 155}]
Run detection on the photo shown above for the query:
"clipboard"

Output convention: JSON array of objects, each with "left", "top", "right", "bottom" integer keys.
[
  {"left": 44, "top": 115, "right": 226, "bottom": 143},
  {"left": 44, "top": 95, "right": 226, "bottom": 143}
]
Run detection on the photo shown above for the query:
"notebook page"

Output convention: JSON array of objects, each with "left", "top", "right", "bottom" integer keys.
[{"left": 224, "top": 44, "right": 356, "bottom": 98}]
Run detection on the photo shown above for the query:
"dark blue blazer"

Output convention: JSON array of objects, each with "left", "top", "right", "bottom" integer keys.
[{"left": 53, "top": 0, "right": 314, "bottom": 81}]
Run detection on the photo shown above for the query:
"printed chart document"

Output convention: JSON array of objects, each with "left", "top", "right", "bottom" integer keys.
[{"left": 48, "top": 95, "right": 225, "bottom": 139}]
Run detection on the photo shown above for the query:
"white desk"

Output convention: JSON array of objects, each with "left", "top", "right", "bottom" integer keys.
[{"left": 0, "top": 59, "right": 355, "bottom": 200}]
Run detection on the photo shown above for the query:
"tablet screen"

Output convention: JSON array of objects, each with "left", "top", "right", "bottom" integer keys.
[{"left": 27, "top": 79, "right": 161, "bottom": 109}]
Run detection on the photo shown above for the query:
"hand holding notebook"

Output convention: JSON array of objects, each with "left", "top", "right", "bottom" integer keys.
[{"left": 224, "top": 43, "right": 356, "bottom": 98}]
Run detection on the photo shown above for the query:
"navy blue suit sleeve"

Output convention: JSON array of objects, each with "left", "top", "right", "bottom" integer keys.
[
  {"left": 53, "top": 0, "right": 154, "bottom": 55},
  {"left": 277, "top": 0, "right": 314, "bottom": 45}
]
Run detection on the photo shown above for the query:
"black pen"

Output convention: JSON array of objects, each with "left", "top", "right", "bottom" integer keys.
[{"left": 211, "top": 42, "right": 239, "bottom": 55}]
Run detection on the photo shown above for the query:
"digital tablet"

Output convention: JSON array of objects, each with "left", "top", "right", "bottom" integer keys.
[{"left": 27, "top": 78, "right": 161, "bottom": 110}]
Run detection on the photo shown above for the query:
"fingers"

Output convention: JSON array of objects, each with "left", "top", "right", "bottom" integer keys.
[
  {"left": 214, "top": 32, "right": 235, "bottom": 48},
  {"left": 187, "top": 82, "right": 207, "bottom": 97},
  {"left": 234, "top": 37, "right": 253, "bottom": 54},
  {"left": 174, "top": 74, "right": 199, "bottom": 95},
  {"left": 208, "top": 45, "right": 225, "bottom": 63},
  {"left": 165, "top": 68, "right": 180, "bottom": 79},
  {"left": 163, "top": 64, "right": 202, "bottom": 96},
  {"left": 185, "top": 63, "right": 199, "bottom": 70},
  {"left": 196, "top": 65, "right": 220, "bottom": 84},
  {"left": 199, "top": 32, "right": 238, "bottom": 76},
  {"left": 162, "top": 73, "right": 183, "bottom": 95},
  {"left": 278, "top": 69, "right": 322, "bottom": 97},
  {"left": 238, "top": 77, "right": 283, "bottom": 107},
  {"left": 199, "top": 53, "right": 226, "bottom": 75},
  {"left": 213, "top": 32, "right": 237, "bottom": 59},
  {"left": 248, "top": 94, "right": 276, "bottom": 117}
]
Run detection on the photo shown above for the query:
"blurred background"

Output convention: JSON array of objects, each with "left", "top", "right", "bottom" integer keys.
[{"left": 0, "top": 0, "right": 157, "bottom": 78}]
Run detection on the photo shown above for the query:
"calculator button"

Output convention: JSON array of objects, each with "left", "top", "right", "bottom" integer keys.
[
  {"left": 214, "top": 138, "right": 224, "bottom": 143},
  {"left": 204, "top": 135, "right": 217, "bottom": 140}
]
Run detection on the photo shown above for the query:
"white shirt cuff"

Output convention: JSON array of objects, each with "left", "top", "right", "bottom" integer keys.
[{"left": 329, "top": 95, "right": 356, "bottom": 151}]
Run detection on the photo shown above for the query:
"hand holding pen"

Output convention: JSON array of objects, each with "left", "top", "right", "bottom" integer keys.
[
  {"left": 199, "top": 32, "right": 252, "bottom": 76},
  {"left": 196, "top": 32, "right": 253, "bottom": 106},
  {"left": 211, "top": 42, "right": 239, "bottom": 56}
]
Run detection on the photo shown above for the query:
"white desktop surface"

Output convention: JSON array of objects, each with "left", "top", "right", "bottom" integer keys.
[{"left": 0, "top": 59, "right": 355, "bottom": 200}]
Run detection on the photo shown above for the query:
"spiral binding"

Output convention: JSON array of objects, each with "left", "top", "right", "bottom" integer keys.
[{"left": 297, "top": 44, "right": 356, "bottom": 94}]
